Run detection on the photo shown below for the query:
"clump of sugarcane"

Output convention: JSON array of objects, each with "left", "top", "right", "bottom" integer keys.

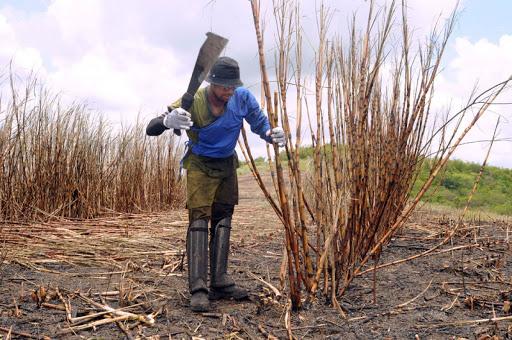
[{"left": 243, "top": 0, "right": 511, "bottom": 312}]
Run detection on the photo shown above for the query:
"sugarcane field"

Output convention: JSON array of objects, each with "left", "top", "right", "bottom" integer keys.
[{"left": 1, "top": 0, "right": 512, "bottom": 339}]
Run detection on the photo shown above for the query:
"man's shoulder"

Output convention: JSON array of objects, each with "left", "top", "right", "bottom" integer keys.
[
  {"left": 233, "top": 87, "right": 260, "bottom": 111},
  {"left": 195, "top": 87, "right": 208, "bottom": 98},
  {"left": 190, "top": 88, "right": 212, "bottom": 127},
  {"left": 232, "top": 87, "right": 258, "bottom": 106},
  {"left": 167, "top": 88, "right": 208, "bottom": 113},
  {"left": 234, "top": 87, "right": 251, "bottom": 97},
  {"left": 191, "top": 87, "right": 208, "bottom": 110}
]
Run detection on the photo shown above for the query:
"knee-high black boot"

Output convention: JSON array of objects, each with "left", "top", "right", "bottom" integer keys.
[
  {"left": 187, "top": 219, "right": 209, "bottom": 312},
  {"left": 209, "top": 217, "right": 248, "bottom": 300}
]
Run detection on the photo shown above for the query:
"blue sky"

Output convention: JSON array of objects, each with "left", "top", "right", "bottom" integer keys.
[
  {"left": 0, "top": 0, "right": 48, "bottom": 12},
  {"left": 0, "top": 0, "right": 511, "bottom": 168},
  {"left": 455, "top": 0, "right": 512, "bottom": 41}
]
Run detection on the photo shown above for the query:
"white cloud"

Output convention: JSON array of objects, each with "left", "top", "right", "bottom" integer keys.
[
  {"left": 451, "top": 36, "right": 512, "bottom": 89},
  {"left": 0, "top": 13, "right": 16, "bottom": 48},
  {"left": 48, "top": 0, "right": 103, "bottom": 45},
  {"left": 433, "top": 35, "right": 512, "bottom": 168},
  {"left": 1, "top": 1, "right": 191, "bottom": 124},
  {"left": 48, "top": 37, "right": 184, "bottom": 123},
  {"left": 0, "top": 0, "right": 511, "bottom": 168},
  {"left": 404, "top": 0, "right": 461, "bottom": 31},
  {"left": 0, "top": 13, "right": 43, "bottom": 72}
]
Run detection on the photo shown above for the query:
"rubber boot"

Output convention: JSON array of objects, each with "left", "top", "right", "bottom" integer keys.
[
  {"left": 187, "top": 219, "right": 210, "bottom": 312},
  {"left": 209, "top": 217, "right": 249, "bottom": 300}
]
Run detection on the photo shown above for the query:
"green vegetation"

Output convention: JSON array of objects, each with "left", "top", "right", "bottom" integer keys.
[
  {"left": 239, "top": 147, "right": 512, "bottom": 216},
  {"left": 413, "top": 159, "right": 512, "bottom": 216}
]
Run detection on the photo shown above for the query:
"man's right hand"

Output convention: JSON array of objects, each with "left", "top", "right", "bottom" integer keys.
[{"left": 163, "top": 108, "right": 193, "bottom": 130}]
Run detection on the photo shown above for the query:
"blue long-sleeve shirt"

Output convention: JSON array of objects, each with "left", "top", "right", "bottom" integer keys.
[{"left": 174, "top": 87, "right": 271, "bottom": 158}]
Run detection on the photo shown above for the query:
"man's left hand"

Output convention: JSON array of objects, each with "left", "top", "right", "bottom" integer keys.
[{"left": 267, "top": 127, "right": 286, "bottom": 147}]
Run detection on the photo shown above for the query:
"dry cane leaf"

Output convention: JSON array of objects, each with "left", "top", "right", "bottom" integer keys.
[
  {"left": 31, "top": 286, "right": 47, "bottom": 306},
  {"left": 477, "top": 335, "right": 498, "bottom": 340},
  {"left": 12, "top": 298, "right": 21, "bottom": 318},
  {"left": 464, "top": 296, "right": 475, "bottom": 311},
  {"left": 39, "top": 286, "right": 47, "bottom": 300},
  {"left": 503, "top": 301, "right": 511, "bottom": 314}
]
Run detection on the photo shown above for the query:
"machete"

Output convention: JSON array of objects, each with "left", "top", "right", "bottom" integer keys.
[
  {"left": 146, "top": 32, "right": 228, "bottom": 136},
  {"left": 181, "top": 33, "right": 229, "bottom": 113},
  {"left": 175, "top": 32, "right": 228, "bottom": 135}
]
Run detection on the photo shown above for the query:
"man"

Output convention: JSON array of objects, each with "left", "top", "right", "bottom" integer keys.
[{"left": 146, "top": 56, "right": 285, "bottom": 312}]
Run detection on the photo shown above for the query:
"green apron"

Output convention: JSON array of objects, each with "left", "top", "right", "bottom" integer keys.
[{"left": 185, "top": 152, "right": 239, "bottom": 210}]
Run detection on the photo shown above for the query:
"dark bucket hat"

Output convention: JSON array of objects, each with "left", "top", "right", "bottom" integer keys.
[{"left": 206, "top": 56, "right": 243, "bottom": 88}]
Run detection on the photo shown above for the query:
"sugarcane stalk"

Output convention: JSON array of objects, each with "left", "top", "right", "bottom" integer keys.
[{"left": 250, "top": 0, "right": 302, "bottom": 310}]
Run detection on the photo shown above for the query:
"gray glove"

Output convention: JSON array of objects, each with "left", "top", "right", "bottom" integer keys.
[
  {"left": 266, "top": 127, "right": 286, "bottom": 147},
  {"left": 163, "top": 108, "right": 193, "bottom": 130}
]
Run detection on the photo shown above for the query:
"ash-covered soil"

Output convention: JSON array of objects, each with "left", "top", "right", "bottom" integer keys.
[{"left": 1, "top": 173, "right": 512, "bottom": 339}]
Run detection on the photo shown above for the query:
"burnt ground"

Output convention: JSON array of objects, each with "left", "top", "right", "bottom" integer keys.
[{"left": 1, "top": 173, "right": 512, "bottom": 339}]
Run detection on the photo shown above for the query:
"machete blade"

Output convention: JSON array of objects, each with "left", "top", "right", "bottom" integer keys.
[
  {"left": 186, "top": 32, "right": 229, "bottom": 95},
  {"left": 173, "top": 32, "right": 228, "bottom": 136}
]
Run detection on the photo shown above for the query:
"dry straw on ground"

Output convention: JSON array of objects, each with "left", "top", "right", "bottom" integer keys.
[{"left": 0, "top": 211, "right": 188, "bottom": 337}]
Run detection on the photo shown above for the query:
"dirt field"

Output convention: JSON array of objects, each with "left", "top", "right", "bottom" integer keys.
[{"left": 1, "top": 173, "right": 512, "bottom": 339}]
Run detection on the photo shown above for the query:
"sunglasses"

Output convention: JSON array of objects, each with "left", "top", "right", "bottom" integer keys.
[{"left": 213, "top": 84, "right": 236, "bottom": 91}]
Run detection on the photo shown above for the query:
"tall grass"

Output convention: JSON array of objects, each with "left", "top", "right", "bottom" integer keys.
[
  {"left": 246, "top": 0, "right": 511, "bottom": 310},
  {"left": 0, "top": 73, "right": 183, "bottom": 222}
]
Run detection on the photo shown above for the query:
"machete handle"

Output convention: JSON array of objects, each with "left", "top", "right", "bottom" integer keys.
[{"left": 173, "top": 92, "right": 195, "bottom": 136}]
